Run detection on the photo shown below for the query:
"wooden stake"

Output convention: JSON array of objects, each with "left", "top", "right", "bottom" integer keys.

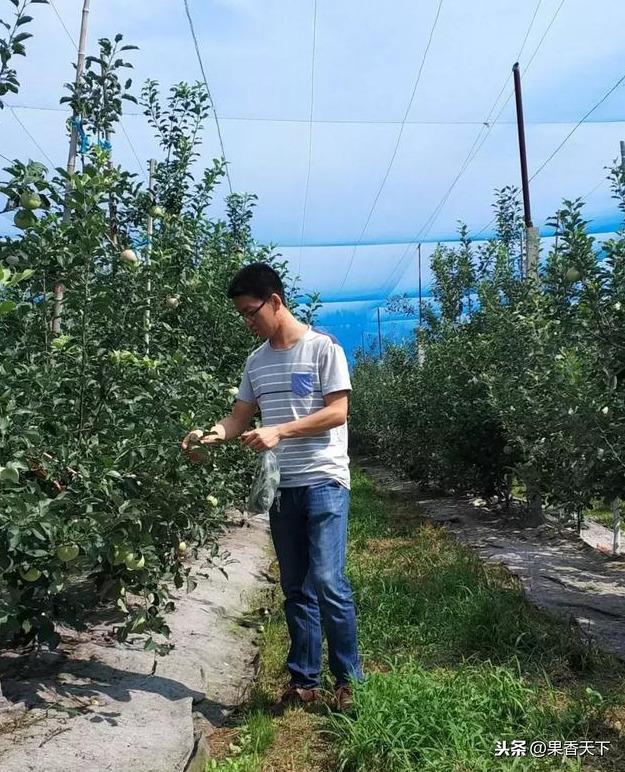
[
  {"left": 54, "top": 0, "right": 90, "bottom": 334},
  {"left": 144, "top": 159, "right": 155, "bottom": 354},
  {"left": 613, "top": 497, "right": 621, "bottom": 556}
]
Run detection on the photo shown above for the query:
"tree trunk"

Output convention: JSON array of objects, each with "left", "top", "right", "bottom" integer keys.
[
  {"left": 0, "top": 681, "right": 23, "bottom": 713},
  {"left": 526, "top": 484, "right": 544, "bottom": 525}
]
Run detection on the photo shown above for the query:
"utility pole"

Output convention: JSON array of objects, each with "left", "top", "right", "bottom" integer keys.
[
  {"left": 53, "top": 0, "right": 90, "bottom": 335},
  {"left": 144, "top": 159, "right": 155, "bottom": 354},
  {"left": 417, "top": 242, "right": 425, "bottom": 367},
  {"left": 554, "top": 212, "right": 560, "bottom": 255},
  {"left": 513, "top": 62, "right": 539, "bottom": 280},
  {"left": 417, "top": 242, "right": 422, "bottom": 328},
  {"left": 513, "top": 64, "right": 543, "bottom": 522},
  {"left": 611, "top": 141, "right": 624, "bottom": 554}
]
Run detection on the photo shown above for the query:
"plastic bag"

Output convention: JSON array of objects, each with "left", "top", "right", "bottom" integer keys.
[{"left": 246, "top": 450, "right": 281, "bottom": 514}]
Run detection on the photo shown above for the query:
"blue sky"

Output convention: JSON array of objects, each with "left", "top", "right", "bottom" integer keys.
[{"left": 2, "top": 0, "right": 625, "bottom": 354}]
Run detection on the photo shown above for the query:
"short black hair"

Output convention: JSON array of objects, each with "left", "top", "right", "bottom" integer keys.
[{"left": 227, "top": 262, "right": 286, "bottom": 303}]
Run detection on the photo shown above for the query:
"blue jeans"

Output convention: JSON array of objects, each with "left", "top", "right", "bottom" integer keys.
[{"left": 269, "top": 479, "right": 363, "bottom": 689}]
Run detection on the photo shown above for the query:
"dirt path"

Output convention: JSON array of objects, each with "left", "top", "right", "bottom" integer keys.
[
  {"left": 0, "top": 513, "right": 272, "bottom": 772},
  {"left": 359, "top": 458, "right": 625, "bottom": 663}
]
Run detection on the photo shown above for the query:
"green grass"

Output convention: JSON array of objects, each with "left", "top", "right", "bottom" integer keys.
[
  {"left": 584, "top": 499, "right": 624, "bottom": 530},
  {"left": 204, "top": 710, "right": 275, "bottom": 771},
  {"left": 322, "top": 470, "right": 625, "bottom": 771},
  {"left": 348, "top": 472, "right": 605, "bottom": 674},
  {"left": 207, "top": 467, "right": 625, "bottom": 771},
  {"left": 326, "top": 666, "right": 607, "bottom": 771}
]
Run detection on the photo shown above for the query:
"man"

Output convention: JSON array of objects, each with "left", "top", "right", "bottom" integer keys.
[{"left": 181, "top": 262, "right": 362, "bottom": 713}]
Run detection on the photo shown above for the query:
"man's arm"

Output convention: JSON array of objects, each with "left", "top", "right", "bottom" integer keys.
[
  {"left": 211, "top": 399, "right": 259, "bottom": 441},
  {"left": 241, "top": 391, "right": 348, "bottom": 452},
  {"left": 182, "top": 399, "right": 258, "bottom": 459}
]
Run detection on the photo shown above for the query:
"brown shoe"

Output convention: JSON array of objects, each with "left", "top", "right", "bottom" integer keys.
[
  {"left": 334, "top": 684, "right": 353, "bottom": 713},
  {"left": 269, "top": 685, "right": 320, "bottom": 716}
]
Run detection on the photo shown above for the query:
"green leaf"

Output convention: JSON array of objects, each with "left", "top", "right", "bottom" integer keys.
[
  {"left": 0, "top": 301, "right": 17, "bottom": 316},
  {"left": 14, "top": 268, "right": 34, "bottom": 283},
  {"left": 30, "top": 526, "right": 47, "bottom": 541},
  {"left": 0, "top": 466, "right": 19, "bottom": 484},
  {"left": 26, "top": 549, "right": 50, "bottom": 558},
  {"left": 8, "top": 526, "right": 21, "bottom": 550},
  {"left": 16, "top": 15, "right": 33, "bottom": 26}
]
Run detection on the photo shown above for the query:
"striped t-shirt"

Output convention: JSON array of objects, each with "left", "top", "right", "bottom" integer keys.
[{"left": 237, "top": 327, "right": 352, "bottom": 489}]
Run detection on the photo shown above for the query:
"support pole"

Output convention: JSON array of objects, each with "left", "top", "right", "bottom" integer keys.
[
  {"left": 377, "top": 306, "right": 382, "bottom": 359},
  {"left": 144, "top": 159, "right": 155, "bottom": 355},
  {"left": 101, "top": 52, "right": 118, "bottom": 248},
  {"left": 65, "top": 0, "right": 90, "bottom": 188},
  {"left": 613, "top": 497, "right": 621, "bottom": 556},
  {"left": 54, "top": 0, "right": 90, "bottom": 335},
  {"left": 513, "top": 62, "right": 538, "bottom": 279}
]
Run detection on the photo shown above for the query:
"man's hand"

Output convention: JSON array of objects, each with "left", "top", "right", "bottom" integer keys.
[
  {"left": 240, "top": 426, "right": 281, "bottom": 453},
  {"left": 181, "top": 425, "right": 226, "bottom": 462}
]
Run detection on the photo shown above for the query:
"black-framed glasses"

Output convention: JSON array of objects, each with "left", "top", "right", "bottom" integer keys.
[{"left": 240, "top": 298, "right": 268, "bottom": 321}]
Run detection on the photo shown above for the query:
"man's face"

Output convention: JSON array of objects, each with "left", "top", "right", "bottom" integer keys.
[{"left": 233, "top": 294, "right": 279, "bottom": 337}]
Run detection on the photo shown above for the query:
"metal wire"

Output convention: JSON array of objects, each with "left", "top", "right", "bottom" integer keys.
[
  {"left": 183, "top": 0, "right": 233, "bottom": 194},
  {"left": 297, "top": 0, "right": 318, "bottom": 278}
]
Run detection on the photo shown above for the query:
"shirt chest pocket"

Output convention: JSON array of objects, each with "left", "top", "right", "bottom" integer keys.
[{"left": 291, "top": 371, "right": 314, "bottom": 397}]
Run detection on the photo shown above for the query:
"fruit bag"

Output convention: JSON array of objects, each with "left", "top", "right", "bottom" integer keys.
[{"left": 246, "top": 449, "right": 281, "bottom": 514}]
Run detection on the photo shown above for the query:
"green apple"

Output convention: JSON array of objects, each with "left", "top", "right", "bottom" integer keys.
[
  {"left": 112, "top": 545, "right": 127, "bottom": 565},
  {"left": 125, "top": 552, "right": 145, "bottom": 571},
  {"left": 20, "top": 567, "right": 42, "bottom": 582},
  {"left": 14, "top": 209, "right": 37, "bottom": 230},
  {"left": 56, "top": 543, "right": 80, "bottom": 562},
  {"left": 120, "top": 249, "right": 138, "bottom": 265},
  {"left": 20, "top": 191, "right": 42, "bottom": 211}
]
